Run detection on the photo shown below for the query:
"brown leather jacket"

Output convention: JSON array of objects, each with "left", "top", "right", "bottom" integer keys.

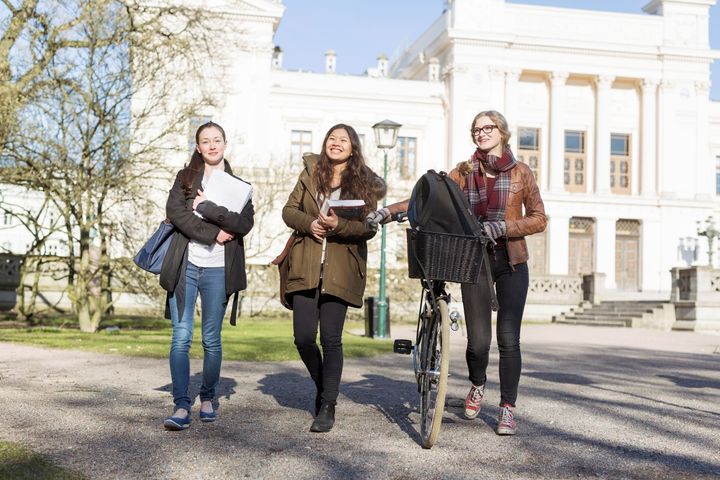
[{"left": 448, "top": 160, "right": 547, "bottom": 266}]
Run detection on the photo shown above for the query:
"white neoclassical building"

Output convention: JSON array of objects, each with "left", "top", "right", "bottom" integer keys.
[
  {"left": 241, "top": 0, "right": 719, "bottom": 296},
  {"left": 2, "top": 0, "right": 719, "bottom": 305}
]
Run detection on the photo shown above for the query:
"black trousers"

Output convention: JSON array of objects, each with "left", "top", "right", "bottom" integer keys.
[
  {"left": 460, "top": 245, "right": 529, "bottom": 407},
  {"left": 291, "top": 286, "right": 349, "bottom": 405}
]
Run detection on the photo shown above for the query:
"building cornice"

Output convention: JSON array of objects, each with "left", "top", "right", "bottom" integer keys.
[
  {"left": 451, "top": 36, "right": 718, "bottom": 64},
  {"left": 270, "top": 87, "right": 445, "bottom": 106}
]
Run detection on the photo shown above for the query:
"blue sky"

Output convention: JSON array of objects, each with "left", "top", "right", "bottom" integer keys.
[{"left": 273, "top": 0, "right": 720, "bottom": 100}]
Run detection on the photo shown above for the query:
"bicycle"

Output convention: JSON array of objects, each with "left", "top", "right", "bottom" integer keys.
[
  {"left": 394, "top": 275, "right": 453, "bottom": 448},
  {"left": 394, "top": 226, "right": 496, "bottom": 449}
]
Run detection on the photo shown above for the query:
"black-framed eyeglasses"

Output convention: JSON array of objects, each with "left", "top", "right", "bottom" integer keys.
[{"left": 471, "top": 125, "right": 499, "bottom": 136}]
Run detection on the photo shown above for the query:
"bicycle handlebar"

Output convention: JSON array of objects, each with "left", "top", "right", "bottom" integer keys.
[{"left": 393, "top": 212, "right": 408, "bottom": 223}]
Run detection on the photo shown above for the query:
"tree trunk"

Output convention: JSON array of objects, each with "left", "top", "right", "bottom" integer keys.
[
  {"left": 76, "top": 231, "right": 99, "bottom": 333},
  {"left": 16, "top": 256, "right": 41, "bottom": 324}
]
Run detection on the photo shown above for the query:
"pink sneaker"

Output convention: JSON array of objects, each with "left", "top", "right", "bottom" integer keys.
[
  {"left": 496, "top": 402, "right": 516, "bottom": 435},
  {"left": 463, "top": 384, "right": 485, "bottom": 419}
]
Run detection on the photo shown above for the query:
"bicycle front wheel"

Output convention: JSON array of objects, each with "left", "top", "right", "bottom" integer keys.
[{"left": 419, "top": 297, "right": 450, "bottom": 449}]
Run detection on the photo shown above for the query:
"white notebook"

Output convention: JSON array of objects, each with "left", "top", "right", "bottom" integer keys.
[{"left": 203, "top": 170, "right": 253, "bottom": 214}]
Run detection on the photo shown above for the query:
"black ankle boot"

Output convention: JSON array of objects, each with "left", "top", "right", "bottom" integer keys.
[
  {"left": 314, "top": 391, "right": 322, "bottom": 416},
  {"left": 310, "top": 403, "right": 335, "bottom": 432}
]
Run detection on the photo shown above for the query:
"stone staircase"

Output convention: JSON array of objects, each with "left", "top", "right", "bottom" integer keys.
[{"left": 552, "top": 300, "right": 676, "bottom": 330}]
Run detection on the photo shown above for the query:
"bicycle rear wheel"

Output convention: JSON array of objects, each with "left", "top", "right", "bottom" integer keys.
[{"left": 419, "top": 297, "right": 450, "bottom": 449}]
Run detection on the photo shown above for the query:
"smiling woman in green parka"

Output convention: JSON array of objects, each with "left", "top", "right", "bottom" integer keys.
[{"left": 281, "top": 123, "right": 385, "bottom": 433}]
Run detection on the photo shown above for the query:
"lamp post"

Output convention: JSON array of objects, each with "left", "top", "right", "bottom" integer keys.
[
  {"left": 372, "top": 119, "right": 401, "bottom": 339},
  {"left": 697, "top": 216, "right": 720, "bottom": 266}
]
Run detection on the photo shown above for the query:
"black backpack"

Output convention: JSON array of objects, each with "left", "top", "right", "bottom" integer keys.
[
  {"left": 408, "top": 170, "right": 483, "bottom": 236},
  {"left": 406, "top": 170, "right": 498, "bottom": 309}
]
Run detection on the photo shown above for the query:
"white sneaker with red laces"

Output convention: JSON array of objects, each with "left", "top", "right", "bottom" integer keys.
[
  {"left": 463, "top": 384, "right": 485, "bottom": 419},
  {"left": 496, "top": 402, "right": 517, "bottom": 435}
]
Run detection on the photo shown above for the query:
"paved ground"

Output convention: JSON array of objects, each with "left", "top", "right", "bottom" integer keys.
[{"left": 1, "top": 323, "right": 719, "bottom": 480}]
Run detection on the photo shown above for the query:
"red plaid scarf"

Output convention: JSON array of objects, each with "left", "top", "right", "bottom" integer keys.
[{"left": 465, "top": 146, "right": 517, "bottom": 222}]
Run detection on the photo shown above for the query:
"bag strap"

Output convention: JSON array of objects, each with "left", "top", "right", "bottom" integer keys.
[
  {"left": 272, "top": 233, "right": 296, "bottom": 265},
  {"left": 271, "top": 183, "right": 307, "bottom": 266},
  {"left": 229, "top": 291, "right": 240, "bottom": 326}
]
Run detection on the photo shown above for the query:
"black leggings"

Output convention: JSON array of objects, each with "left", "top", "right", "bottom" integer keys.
[
  {"left": 461, "top": 245, "right": 529, "bottom": 407},
  {"left": 291, "top": 287, "right": 349, "bottom": 405}
]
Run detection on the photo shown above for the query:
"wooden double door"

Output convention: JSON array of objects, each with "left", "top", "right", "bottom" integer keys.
[{"left": 568, "top": 217, "right": 640, "bottom": 291}]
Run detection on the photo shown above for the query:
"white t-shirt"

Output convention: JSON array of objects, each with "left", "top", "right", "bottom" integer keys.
[{"left": 188, "top": 175, "right": 225, "bottom": 268}]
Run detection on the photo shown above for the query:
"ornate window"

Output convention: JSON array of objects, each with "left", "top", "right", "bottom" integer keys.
[
  {"left": 397, "top": 136, "right": 417, "bottom": 179},
  {"left": 610, "top": 133, "right": 631, "bottom": 195},
  {"left": 564, "top": 130, "right": 586, "bottom": 193},
  {"left": 517, "top": 127, "right": 540, "bottom": 182},
  {"left": 290, "top": 130, "right": 313, "bottom": 163}
]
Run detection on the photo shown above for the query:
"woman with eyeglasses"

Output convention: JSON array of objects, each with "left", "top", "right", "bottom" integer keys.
[
  {"left": 451, "top": 110, "right": 546, "bottom": 435},
  {"left": 159, "top": 121, "right": 254, "bottom": 430},
  {"left": 366, "top": 110, "right": 546, "bottom": 435}
]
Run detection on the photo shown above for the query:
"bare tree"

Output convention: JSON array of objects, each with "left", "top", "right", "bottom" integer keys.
[{"left": 0, "top": 0, "right": 225, "bottom": 331}]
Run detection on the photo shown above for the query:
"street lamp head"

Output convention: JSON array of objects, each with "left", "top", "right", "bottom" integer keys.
[{"left": 372, "top": 119, "right": 402, "bottom": 149}]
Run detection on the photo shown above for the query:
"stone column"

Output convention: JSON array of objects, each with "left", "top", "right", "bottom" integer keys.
[
  {"left": 695, "top": 81, "right": 712, "bottom": 200},
  {"left": 488, "top": 68, "right": 506, "bottom": 113},
  {"left": 594, "top": 75, "right": 614, "bottom": 195},
  {"left": 549, "top": 72, "right": 569, "bottom": 193},
  {"left": 640, "top": 78, "right": 658, "bottom": 198},
  {"left": 641, "top": 217, "right": 663, "bottom": 291},
  {"left": 548, "top": 215, "right": 569, "bottom": 275},
  {"left": 657, "top": 80, "right": 675, "bottom": 198},
  {"left": 595, "top": 217, "right": 617, "bottom": 289},
  {"left": 504, "top": 68, "right": 521, "bottom": 153},
  {"left": 446, "top": 64, "right": 473, "bottom": 169}
]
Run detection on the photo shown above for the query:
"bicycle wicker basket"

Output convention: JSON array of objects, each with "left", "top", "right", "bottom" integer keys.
[{"left": 406, "top": 229, "right": 486, "bottom": 284}]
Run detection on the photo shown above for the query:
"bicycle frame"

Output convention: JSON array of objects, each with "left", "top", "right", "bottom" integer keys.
[{"left": 413, "top": 279, "right": 449, "bottom": 391}]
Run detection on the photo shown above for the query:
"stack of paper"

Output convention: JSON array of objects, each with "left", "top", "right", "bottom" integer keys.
[{"left": 203, "top": 170, "right": 253, "bottom": 213}]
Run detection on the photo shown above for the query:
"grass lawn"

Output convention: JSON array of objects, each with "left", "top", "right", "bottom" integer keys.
[
  {"left": 0, "top": 318, "right": 394, "bottom": 361},
  {"left": 0, "top": 441, "right": 85, "bottom": 480}
]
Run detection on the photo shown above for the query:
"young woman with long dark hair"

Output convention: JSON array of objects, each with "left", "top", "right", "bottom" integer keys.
[
  {"left": 281, "top": 123, "right": 385, "bottom": 433},
  {"left": 159, "top": 121, "right": 254, "bottom": 430}
]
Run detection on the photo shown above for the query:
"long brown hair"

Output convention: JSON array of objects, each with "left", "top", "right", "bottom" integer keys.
[
  {"left": 312, "top": 124, "right": 381, "bottom": 216},
  {"left": 181, "top": 121, "right": 227, "bottom": 195}
]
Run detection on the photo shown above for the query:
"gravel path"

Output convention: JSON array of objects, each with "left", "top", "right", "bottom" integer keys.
[{"left": 1, "top": 324, "right": 719, "bottom": 480}]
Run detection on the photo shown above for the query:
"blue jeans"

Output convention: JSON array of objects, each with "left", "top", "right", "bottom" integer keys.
[{"left": 168, "top": 263, "right": 227, "bottom": 411}]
